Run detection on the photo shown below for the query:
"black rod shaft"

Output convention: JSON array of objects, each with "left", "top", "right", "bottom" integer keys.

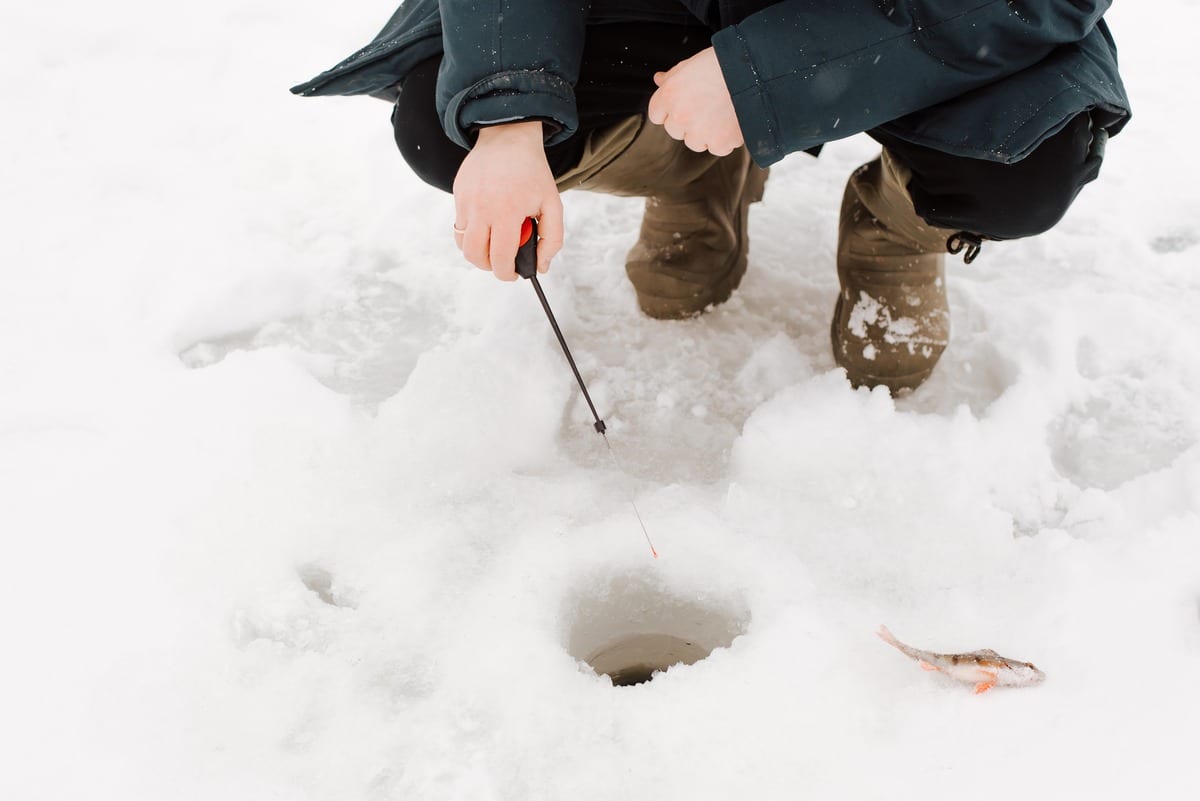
[{"left": 528, "top": 274, "right": 607, "bottom": 434}]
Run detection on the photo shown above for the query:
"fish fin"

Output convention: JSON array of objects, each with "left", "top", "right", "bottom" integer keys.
[
  {"left": 877, "top": 625, "right": 897, "bottom": 645},
  {"left": 973, "top": 668, "right": 998, "bottom": 694},
  {"left": 977, "top": 649, "right": 1001, "bottom": 657},
  {"left": 918, "top": 660, "right": 939, "bottom": 672}
]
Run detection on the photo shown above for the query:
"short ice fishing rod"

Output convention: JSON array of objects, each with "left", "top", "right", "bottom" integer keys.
[{"left": 514, "top": 217, "right": 658, "bottom": 559}]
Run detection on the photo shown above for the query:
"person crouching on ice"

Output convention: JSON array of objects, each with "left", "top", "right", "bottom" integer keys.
[{"left": 293, "top": 0, "right": 1130, "bottom": 394}]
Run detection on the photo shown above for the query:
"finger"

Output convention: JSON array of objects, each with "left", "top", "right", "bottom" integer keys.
[
  {"left": 463, "top": 223, "right": 491, "bottom": 272},
  {"left": 663, "top": 116, "right": 688, "bottom": 142},
  {"left": 536, "top": 200, "right": 564, "bottom": 275},
  {"left": 709, "top": 135, "right": 741, "bottom": 157},
  {"left": 488, "top": 220, "right": 521, "bottom": 282},
  {"left": 647, "top": 89, "right": 668, "bottom": 126},
  {"left": 683, "top": 135, "right": 708, "bottom": 154},
  {"left": 453, "top": 192, "right": 469, "bottom": 243},
  {"left": 452, "top": 215, "right": 468, "bottom": 250},
  {"left": 652, "top": 71, "right": 666, "bottom": 87}
]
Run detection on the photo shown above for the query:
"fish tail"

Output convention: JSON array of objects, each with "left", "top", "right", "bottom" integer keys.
[
  {"left": 877, "top": 625, "right": 923, "bottom": 661},
  {"left": 877, "top": 625, "right": 900, "bottom": 648}
]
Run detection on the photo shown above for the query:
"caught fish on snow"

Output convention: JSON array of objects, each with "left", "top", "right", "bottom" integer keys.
[{"left": 877, "top": 625, "right": 1046, "bottom": 694}]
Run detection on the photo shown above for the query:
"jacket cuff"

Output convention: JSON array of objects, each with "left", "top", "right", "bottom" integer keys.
[
  {"left": 712, "top": 26, "right": 782, "bottom": 167},
  {"left": 441, "top": 70, "right": 579, "bottom": 149}
]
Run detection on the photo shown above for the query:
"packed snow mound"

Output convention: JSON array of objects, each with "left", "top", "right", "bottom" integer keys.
[{"left": 2, "top": 3, "right": 1199, "bottom": 800}]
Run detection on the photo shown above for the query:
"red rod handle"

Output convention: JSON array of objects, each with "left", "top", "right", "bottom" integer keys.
[{"left": 515, "top": 217, "right": 538, "bottom": 279}]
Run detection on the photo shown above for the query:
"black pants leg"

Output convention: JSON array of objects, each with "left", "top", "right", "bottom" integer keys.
[
  {"left": 392, "top": 23, "right": 711, "bottom": 194},
  {"left": 869, "top": 114, "right": 1105, "bottom": 240}
]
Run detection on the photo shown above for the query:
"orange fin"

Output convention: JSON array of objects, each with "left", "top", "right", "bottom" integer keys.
[
  {"left": 973, "top": 680, "right": 996, "bottom": 694},
  {"left": 918, "top": 660, "right": 939, "bottom": 672}
]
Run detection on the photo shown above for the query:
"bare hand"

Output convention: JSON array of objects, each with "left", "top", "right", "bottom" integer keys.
[
  {"left": 452, "top": 121, "right": 564, "bottom": 280},
  {"left": 648, "top": 47, "right": 744, "bottom": 157}
]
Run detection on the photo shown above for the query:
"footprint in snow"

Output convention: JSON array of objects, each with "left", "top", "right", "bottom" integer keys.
[
  {"left": 1149, "top": 228, "right": 1198, "bottom": 255},
  {"left": 177, "top": 272, "right": 446, "bottom": 408},
  {"left": 298, "top": 563, "right": 356, "bottom": 609},
  {"left": 1048, "top": 375, "right": 1197, "bottom": 490}
]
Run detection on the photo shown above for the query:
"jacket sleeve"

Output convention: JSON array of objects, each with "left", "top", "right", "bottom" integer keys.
[
  {"left": 711, "top": 0, "right": 1112, "bottom": 166},
  {"left": 436, "top": 0, "right": 590, "bottom": 149}
]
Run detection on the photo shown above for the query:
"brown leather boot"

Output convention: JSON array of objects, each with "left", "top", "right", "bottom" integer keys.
[
  {"left": 832, "top": 149, "right": 959, "bottom": 394},
  {"left": 557, "top": 117, "right": 768, "bottom": 319}
]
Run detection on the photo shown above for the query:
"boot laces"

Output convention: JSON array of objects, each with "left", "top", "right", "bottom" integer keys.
[{"left": 946, "top": 232, "right": 984, "bottom": 264}]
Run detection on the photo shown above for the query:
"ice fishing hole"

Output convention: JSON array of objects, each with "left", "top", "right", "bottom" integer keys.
[{"left": 566, "top": 574, "right": 747, "bottom": 687}]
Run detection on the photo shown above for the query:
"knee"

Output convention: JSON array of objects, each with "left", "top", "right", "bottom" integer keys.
[
  {"left": 907, "top": 112, "right": 1104, "bottom": 241},
  {"left": 976, "top": 128, "right": 1102, "bottom": 240},
  {"left": 392, "top": 103, "right": 458, "bottom": 194},
  {"left": 391, "top": 57, "right": 465, "bottom": 194},
  {"left": 975, "top": 174, "right": 1090, "bottom": 240}
]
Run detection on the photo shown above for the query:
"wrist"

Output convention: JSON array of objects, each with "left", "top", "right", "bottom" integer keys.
[{"left": 476, "top": 120, "right": 544, "bottom": 146}]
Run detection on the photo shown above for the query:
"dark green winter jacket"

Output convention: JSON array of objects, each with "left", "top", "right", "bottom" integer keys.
[{"left": 292, "top": 0, "right": 1130, "bottom": 167}]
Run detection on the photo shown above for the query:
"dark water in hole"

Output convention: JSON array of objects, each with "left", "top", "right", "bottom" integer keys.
[
  {"left": 588, "top": 633, "right": 710, "bottom": 687},
  {"left": 608, "top": 664, "right": 660, "bottom": 686}
]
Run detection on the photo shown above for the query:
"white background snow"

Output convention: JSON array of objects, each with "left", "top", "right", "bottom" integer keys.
[{"left": 3, "top": 2, "right": 1198, "bottom": 799}]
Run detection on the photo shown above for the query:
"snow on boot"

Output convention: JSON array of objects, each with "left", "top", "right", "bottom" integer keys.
[
  {"left": 557, "top": 116, "right": 768, "bottom": 319},
  {"left": 833, "top": 150, "right": 958, "bottom": 394}
]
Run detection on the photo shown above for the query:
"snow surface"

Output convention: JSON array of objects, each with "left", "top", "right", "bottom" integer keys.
[{"left": 3, "top": 2, "right": 1199, "bottom": 799}]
